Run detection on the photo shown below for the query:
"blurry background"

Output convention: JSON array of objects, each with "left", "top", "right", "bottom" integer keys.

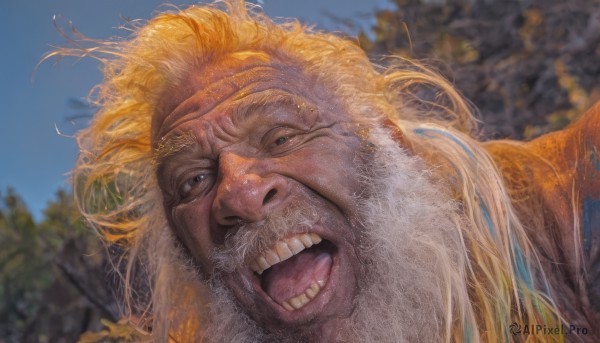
[{"left": 1, "top": 0, "right": 599, "bottom": 341}]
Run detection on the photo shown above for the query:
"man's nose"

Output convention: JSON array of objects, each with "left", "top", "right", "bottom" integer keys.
[{"left": 212, "top": 152, "right": 285, "bottom": 226}]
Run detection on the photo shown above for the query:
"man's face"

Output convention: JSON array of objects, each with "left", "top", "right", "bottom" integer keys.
[{"left": 154, "top": 55, "right": 367, "bottom": 330}]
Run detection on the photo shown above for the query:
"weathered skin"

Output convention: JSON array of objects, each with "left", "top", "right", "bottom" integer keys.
[
  {"left": 484, "top": 102, "right": 600, "bottom": 326},
  {"left": 154, "top": 56, "right": 366, "bottom": 338}
]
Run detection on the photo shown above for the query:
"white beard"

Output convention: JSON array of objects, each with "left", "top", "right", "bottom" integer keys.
[{"left": 184, "top": 127, "right": 466, "bottom": 342}]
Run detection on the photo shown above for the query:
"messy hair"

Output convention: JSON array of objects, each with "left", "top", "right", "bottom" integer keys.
[{"left": 51, "top": 0, "right": 561, "bottom": 341}]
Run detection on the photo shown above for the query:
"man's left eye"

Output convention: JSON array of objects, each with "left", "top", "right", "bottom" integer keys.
[
  {"left": 274, "top": 136, "right": 288, "bottom": 146},
  {"left": 262, "top": 127, "right": 303, "bottom": 152}
]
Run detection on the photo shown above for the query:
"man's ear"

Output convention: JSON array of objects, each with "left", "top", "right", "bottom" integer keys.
[{"left": 382, "top": 117, "right": 414, "bottom": 154}]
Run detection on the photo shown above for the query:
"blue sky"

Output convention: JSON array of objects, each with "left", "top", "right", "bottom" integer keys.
[{"left": 0, "top": 0, "right": 391, "bottom": 221}]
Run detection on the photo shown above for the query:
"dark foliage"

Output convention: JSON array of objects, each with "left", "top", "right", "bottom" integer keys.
[
  {"left": 359, "top": 0, "right": 600, "bottom": 139},
  {"left": 0, "top": 189, "right": 111, "bottom": 343}
]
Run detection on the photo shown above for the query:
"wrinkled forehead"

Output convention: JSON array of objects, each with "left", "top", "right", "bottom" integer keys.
[{"left": 151, "top": 53, "right": 328, "bottom": 145}]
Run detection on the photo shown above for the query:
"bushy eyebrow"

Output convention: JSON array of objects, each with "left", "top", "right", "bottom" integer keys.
[
  {"left": 230, "top": 90, "right": 316, "bottom": 124},
  {"left": 153, "top": 131, "right": 197, "bottom": 164}
]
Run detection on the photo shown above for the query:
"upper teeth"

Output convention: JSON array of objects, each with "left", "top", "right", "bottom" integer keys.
[{"left": 250, "top": 233, "right": 323, "bottom": 274}]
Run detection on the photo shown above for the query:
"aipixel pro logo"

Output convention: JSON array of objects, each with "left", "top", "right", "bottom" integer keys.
[{"left": 509, "top": 322, "right": 589, "bottom": 336}]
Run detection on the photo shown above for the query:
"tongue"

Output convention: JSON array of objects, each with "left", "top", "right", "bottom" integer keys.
[{"left": 262, "top": 247, "right": 332, "bottom": 304}]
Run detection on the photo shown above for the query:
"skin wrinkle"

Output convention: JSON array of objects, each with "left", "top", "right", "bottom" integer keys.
[
  {"left": 155, "top": 92, "right": 323, "bottom": 168},
  {"left": 156, "top": 76, "right": 280, "bottom": 142},
  {"left": 153, "top": 60, "right": 306, "bottom": 142},
  {"left": 154, "top": 87, "right": 321, "bottom": 154},
  {"left": 217, "top": 92, "right": 320, "bottom": 153}
]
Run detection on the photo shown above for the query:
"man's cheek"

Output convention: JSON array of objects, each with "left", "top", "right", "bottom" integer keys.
[
  {"left": 309, "top": 138, "right": 364, "bottom": 196},
  {"left": 172, "top": 201, "right": 215, "bottom": 270}
]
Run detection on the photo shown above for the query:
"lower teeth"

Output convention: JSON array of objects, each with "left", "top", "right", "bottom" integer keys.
[{"left": 280, "top": 280, "right": 325, "bottom": 311}]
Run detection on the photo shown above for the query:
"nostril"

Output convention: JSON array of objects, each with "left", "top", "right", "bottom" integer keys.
[{"left": 263, "top": 189, "right": 277, "bottom": 205}]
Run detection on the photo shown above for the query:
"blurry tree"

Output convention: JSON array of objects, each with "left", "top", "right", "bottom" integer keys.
[
  {"left": 0, "top": 189, "right": 41, "bottom": 340},
  {"left": 0, "top": 188, "right": 111, "bottom": 343},
  {"left": 360, "top": 0, "right": 600, "bottom": 139},
  {"left": 0, "top": 91, "right": 124, "bottom": 342}
]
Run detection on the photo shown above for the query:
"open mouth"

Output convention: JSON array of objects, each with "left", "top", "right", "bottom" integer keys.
[{"left": 249, "top": 233, "right": 335, "bottom": 312}]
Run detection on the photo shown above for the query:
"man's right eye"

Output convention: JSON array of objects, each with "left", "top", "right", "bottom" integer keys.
[{"left": 179, "top": 173, "right": 211, "bottom": 199}]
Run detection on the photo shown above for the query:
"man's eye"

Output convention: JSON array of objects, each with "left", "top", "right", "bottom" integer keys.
[
  {"left": 180, "top": 173, "right": 209, "bottom": 197},
  {"left": 275, "top": 136, "right": 288, "bottom": 146},
  {"left": 262, "top": 127, "right": 303, "bottom": 152}
]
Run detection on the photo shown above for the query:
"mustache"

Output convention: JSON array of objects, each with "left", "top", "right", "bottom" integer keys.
[{"left": 210, "top": 205, "right": 320, "bottom": 273}]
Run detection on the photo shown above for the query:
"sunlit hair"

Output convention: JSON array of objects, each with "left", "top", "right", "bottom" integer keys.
[{"left": 50, "top": 0, "right": 563, "bottom": 341}]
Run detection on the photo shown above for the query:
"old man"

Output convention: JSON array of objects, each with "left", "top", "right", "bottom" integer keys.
[{"left": 65, "top": 1, "right": 599, "bottom": 341}]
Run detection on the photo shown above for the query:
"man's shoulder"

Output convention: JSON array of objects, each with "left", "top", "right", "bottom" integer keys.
[
  {"left": 484, "top": 101, "right": 600, "bottom": 212},
  {"left": 487, "top": 101, "right": 600, "bottom": 314}
]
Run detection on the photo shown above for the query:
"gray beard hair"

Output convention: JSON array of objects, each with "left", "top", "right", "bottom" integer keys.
[{"left": 192, "top": 127, "right": 465, "bottom": 343}]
